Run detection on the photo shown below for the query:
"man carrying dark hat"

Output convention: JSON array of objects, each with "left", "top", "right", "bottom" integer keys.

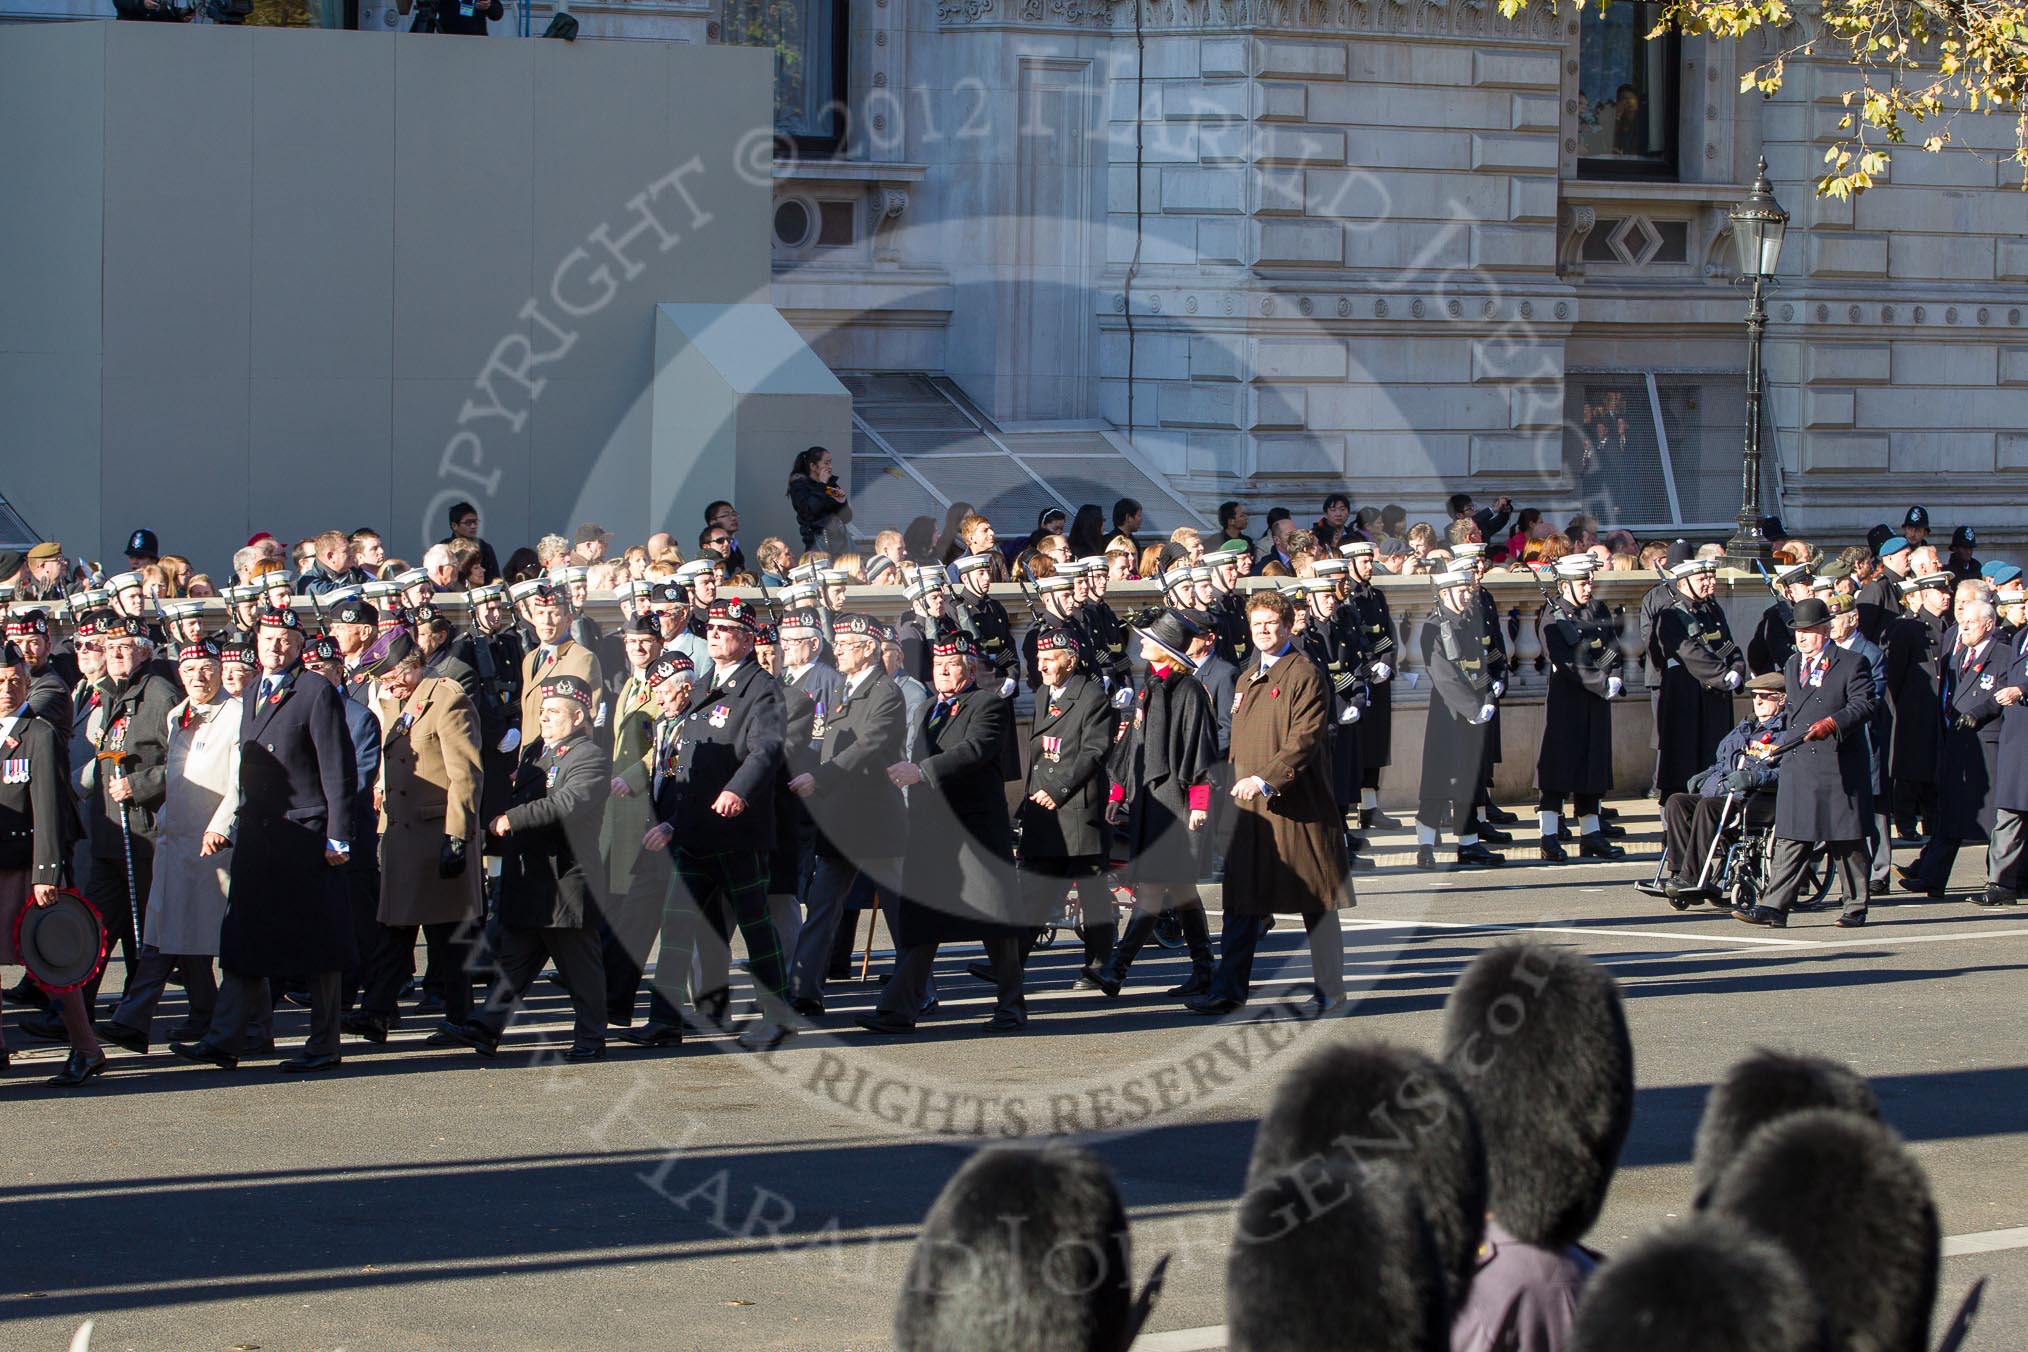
[
  {"left": 439, "top": 671, "right": 611, "bottom": 1061},
  {"left": 174, "top": 607, "right": 358, "bottom": 1072},
  {"left": 1735, "top": 597, "right": 1876, "bottom": 928},
  {"left": 0, "top": 643, "right": 107, "bottom": 1085}
]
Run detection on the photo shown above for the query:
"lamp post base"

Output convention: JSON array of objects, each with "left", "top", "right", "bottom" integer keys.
[{"left": 1724, "top": 522, "right": 1773, "bottom": 572}]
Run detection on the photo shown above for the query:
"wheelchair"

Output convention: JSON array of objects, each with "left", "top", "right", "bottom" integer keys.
[
  {"left": 1033, "top": 875, "right": 1187, "bottom": 950},
  {"left": 1637, "top": 787, "right": 1834, "bottom": 914}
]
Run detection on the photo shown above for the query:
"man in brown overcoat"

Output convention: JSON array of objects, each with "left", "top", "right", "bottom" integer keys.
[
  {"left": 1186, "top": 589, "right": 1351, "bottom": 1016},
  {"left": 346, "top": 630, "right": 484, "bottom": 1043}
]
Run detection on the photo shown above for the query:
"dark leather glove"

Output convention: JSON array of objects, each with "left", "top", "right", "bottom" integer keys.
[
  {"left": 1724, "top": 769, "right": 1754, "bottom": 793},
  {"left": 1805, "top": 717, "right": 1838, "bottom": 742},
  {"left": 439, "top": 836, "right": 468, "bottom": 879}
]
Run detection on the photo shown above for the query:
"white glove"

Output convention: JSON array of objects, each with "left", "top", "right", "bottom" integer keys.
[
  {"left": 1491, "top": 680, "right": 1506, "bottom": 699},
  {"left": 497, "top": 728, "right": 522, "bottom": 754},
  {"left": 998, "top": 677, "right": 1018, "bottom": 699},
  {"left": 1338, "top": 704, "right": 1361, "bottom": 725},
  {"left": 1474, "top": 703, "right": 1496, "bottom": 725},
  {"left": 1369, "top": 662, "right": 1391, "bottom": 682},
  {"left": 1724, "top": 669, "right": 1742, "bottom": 691},
  {"left": 1112, "top": 686, "right": 1135, "bottom": 710},
  {"left": 1607, "top": 676, "right": 1623, "bottom": 700}
]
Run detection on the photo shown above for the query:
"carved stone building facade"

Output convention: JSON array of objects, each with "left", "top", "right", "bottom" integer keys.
[{"left": 6, "top": 0, "right": 2021, "bottom": 541}]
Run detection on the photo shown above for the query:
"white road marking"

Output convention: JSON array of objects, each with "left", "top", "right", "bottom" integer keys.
[
  {"left": 1335, "top": 917, "right": 1820, "bottom": 948},
  {"left": 1944, "top": 1226, "right": 2028, "bottom": 1257}
]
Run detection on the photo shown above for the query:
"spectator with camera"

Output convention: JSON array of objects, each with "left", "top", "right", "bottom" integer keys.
[{"left": 789, "top": 446, "right": 852, "bottom": 554}]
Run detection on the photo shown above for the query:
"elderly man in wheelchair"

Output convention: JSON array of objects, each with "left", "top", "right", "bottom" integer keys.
[{"left": 1640, "top": 672, "right": 1791, "bottom": 908}]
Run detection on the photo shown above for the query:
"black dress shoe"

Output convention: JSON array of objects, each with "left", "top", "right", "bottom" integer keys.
[
  {"left": 1362, "top": 808, "right": 1403, "bottom": 830},
  {"left": 1731, "top": 905, "right": 1789, "bottom": 928},
  {"left": 1602, "top": 821, "right": 1628, "bottom": 840},
  {"left": 279, "top": 1052, "right": 343, "bottom": 1073},
  {"left": 965, "top": 961, "right": 998, "bottom": 985},
  {"left": 1346, "top": 831, "right": 1370, "bottom": 853},
  {"left": 341, "top": 1013, "right": 390, "bottom": 1045},
  {"left": 1413, "top": 846, "right": 1436, "bottom": 870},
  {"left": 47, "top": 1051, "right": 109, "bottom": 1088},
  {"left": 1835, "top": 912, "right": 1868, "bottom": 928},
  {"left": 242, "top": 1037, "right": 276, "bottom": 1055},
  {"left": 983, "top": 1011, "right": 1026, "bottom": 1032},
  {"left": 1980, "top": 887, "right": 2020, "bottom": 908},
  {"left": 1456, "top": 843, "right": 1505, "bottom": 868},
  {"left": 563, "top": 1043, "right": 606, "bottom": 1062},
  {"left": 1080, "top": 964, "right": 1124, "bottom": 999},
  {"left": 789, "top": 996, "right": 826, "bottom": 1019},
  {"left": 619, "top": 1021, "right": 685, "bottom": 1047},
  {"left": 1184, "top": 994, "right": 1242, "bottom": 1015},
  {"left": 1483, "top": 804, "right": 1519, "bottom": 825},
  {"left": 15, "top": 1012, "right": 68, "bottom": 1043},
  {"left": 169, "top": 1040, "right": 239, "bottom": 1070},
  {"left": 414, "top": 991, "right": 445, "bottom": 1014},
  {"left": 1165, "top": 970, "right": 1212, "bottom": 999},
  {"left": 423, "top": 1029, "right": 457, "bottom": 1047},
  {"left": 95, "top": 1021, "right": 149, "bottom": 1056},
  {"left": 1538, "top": 835, "right": 1568, "bottom": 863},
  {"left": 163, "top": 1021, "right": 208, "bottom": 1043},
  {"left": 435, "top": 1019, "right": 499, "bottom": 1058},
  {"left": 4, "top": 977, "right": 51, "bottom": 1010},
  {"left": 1894, "top": 865, "right": 1945, "bottom": 899},
  {"left": 854, "top": 1011, "right": 917, "bottom": 1035},
  {"left": 1579, "top": 832, "right": 1626, "bottom": 860},
  {"left": 1476, "top": 824, "right": 1515, "bottom": 846},
  {"left": 1599, "top": 805, "right": 1621, "bottom": 821}
]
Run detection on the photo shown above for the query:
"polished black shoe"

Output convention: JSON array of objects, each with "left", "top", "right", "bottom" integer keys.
[
  {"left": 435, "top": 1019, "right": 499, "bottom": 1058},
  {"left": 1483, "top": 804, "right": 1519, "bottom": 825},
  {"left": 169, "top": 1039, "right": 239, "bottom": 1070},
  {"left": 1538, "top": 835, "right": 1568, "bottom": 863},
  {"left": 279, "top": 1052, "right": 344, "bottom": 1074},
  {"left": 1579, "top": 832, "right": 1626, "bottom": 860},
  {"left": 4, "top": 977, "right": 50, "bottom": 1010},
  {"left": 1731, "top": 905, "right": 1788, "bottom": 928},
  {"left": 1894, "top": 865, "right": 1945, "bottom": 899},
  {"left": 414, "top": 991, "right": 446, "bottom": 1014},
  {"left": 854, "top": 1011, "right": 917, "bottom": 1035},
  {"left": 95, "top": 1021, "right": 150, "bottom": 1056},
  {"left": 1835, "top": 912, "right": 1868, "bottom": 928},
  {"left": 1599, "top": 805, "right": 1621, "bottom": 821},
  {"left": 736, "top": 1019, "right": 795, "bottom": 1051},
  {"left": 423, "top": 1029, "right": 457, "bottom": 1047},
  {"left": 789, "top": 996, "right": 826, "bottom": 1019},
  {"left": 1455, "top": 843, "right": 1505, "bottom": 868},
  {"left": 1476, "top": 824, "right": 1515, "bottom": 846},
  {"left": 1080, "top": 963, "right": 1124, "bottom": 999},
  {"left": 1979, "top": 887, "right": 2020, "bottom": 908},
  {"left": 1346, "top": 831, "right": 1370, "bottom": 853},
  {"left": 983, "top": 1010, "right": 1026, "bottom": 1033},
  {"left": 965, "top": 961, "right": 997, "bottom": 985},
  {"left": 47, "top": 1051, "right": 109, "bottom": 1088},
  {"left": 563, "top": 1043, "right": 606, "bottom": 1062},
  {"left": 15, "top": 1012, "right": 68, "bottom": 1044},
  {"left": 340, "top": 1013, "right": 390, "bottom": 1045},
  {"left": 1601, "top": 821, "right": 1629, "bottom": 840},
  {"left": 163, "top": 1021, "right": 208, "bottom": 1043},
  {"left": 1413, "top": 846, "right": 1437, "bottom": 870},
  {"left": 1361, "top": 808, "right": 1403, "bottom": 830},
  {"left": 1164, "top": 969, "right": 1212, "bottom": 999},
  {"left": 1184, "top": 993, "right": 1242, "bottom": 1015},
  {"left": 619, "top": 1021, "right": 684, "bottom": 1048}
]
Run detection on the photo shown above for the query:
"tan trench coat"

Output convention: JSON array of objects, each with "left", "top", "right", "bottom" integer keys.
[
  {"left": 1223, "top": 645, "right": 1352, "bottom": 916},
  {"left": 376, "top": 676, "right": 483, "bottom": 927}
]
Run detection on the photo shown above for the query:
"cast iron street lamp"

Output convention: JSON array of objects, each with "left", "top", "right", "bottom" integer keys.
[{"left": 1726, "top": 157, "right": 1788, "bottom": 568}]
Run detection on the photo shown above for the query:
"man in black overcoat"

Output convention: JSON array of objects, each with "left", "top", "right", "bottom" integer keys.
[
  {"left": 1535, "top": 558, "right": 1624, "bottom": 863},
  {"left": 1884, "top": 572, "right": 1952, "bottom": 839},
  {"left": 1651, "top": 558, "right": 1747, "bottom": 800},
  {"left": 1735, "top": 598, "right": 1876, "bottom": 928},
  {"left": 626, "top": 598, "right": 794, "bottom": 1052},
  {"left": 787, "top": 612, "right": 908, "bottom": 1015},
  {"left": 1416, "top": 568, "right": 1503, "bottom": 869},
  {"left": 857, "top": 635, "right": 1027, "bottom": 1034},
  {"left": 173, "top": 607, "right": 356, "bottom": 1072},
  {"left": 1981, "top": 617, "right": 2028, "bottom": 905},
  {"left": 1009, "top": 624, "right": 1116, "bottom": 981},
  {"left": 440, "top": 673, "right": 611, "bottom": 1060},
  {"left": 1899, "top": 595, "right": 2008, "bottom": 899},
  {"left": 1340, "top": 542, "right": 1397, "bottom": 828}
]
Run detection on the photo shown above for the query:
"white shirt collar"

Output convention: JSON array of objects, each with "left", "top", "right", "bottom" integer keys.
[{"left": 846, "top": 665, "right": 877, "bottom": 694}]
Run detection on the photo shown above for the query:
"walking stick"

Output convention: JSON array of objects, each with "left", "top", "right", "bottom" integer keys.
[
  {"left": 859, "top": 895, "right": 879, "bottom": 981},
  {"left": 97, "top": 750, "right": 142, "bottom": 954}
]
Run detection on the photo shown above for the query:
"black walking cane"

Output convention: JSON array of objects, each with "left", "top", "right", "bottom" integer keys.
[{"left": 97, "top": 748, "right": 143, "bottom": 955}]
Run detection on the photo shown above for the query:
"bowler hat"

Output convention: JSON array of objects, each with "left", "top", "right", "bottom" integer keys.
[
  {"left": 13, "top": 889, "right": 109, "bottom": 993},
  {"left": 1788, "top": 597, "right": 1832, "bottom": 629}
]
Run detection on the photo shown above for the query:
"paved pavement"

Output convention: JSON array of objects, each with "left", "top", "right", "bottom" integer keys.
[{"left": 3, "top": 801, "right": 2024, "bottom": 1351}]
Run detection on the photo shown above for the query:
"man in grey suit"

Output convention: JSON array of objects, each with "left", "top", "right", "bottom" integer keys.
[{"left": 785, "top": 613, "right": 907, "bottom": 1016}]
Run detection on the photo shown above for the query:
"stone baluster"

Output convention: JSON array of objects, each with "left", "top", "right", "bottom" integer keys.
[{"left": 1511, "top": 601, "right": 1545, "bottom": 686}]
